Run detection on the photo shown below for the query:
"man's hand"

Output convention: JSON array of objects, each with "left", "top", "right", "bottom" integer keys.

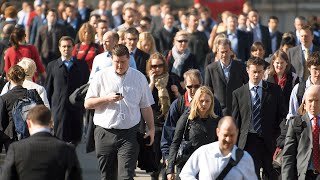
[
  {"left": 144, "top": 128, "right": 155, "bottom": 146},
  {"left": 167, "top": 173, "right": 175, "bottom": 180},
  {"left": 107, "top": 92, "right": 124, "bottom": 103}
]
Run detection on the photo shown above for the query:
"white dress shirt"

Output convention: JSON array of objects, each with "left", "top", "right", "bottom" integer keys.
[
  {"left": 180, "top": 141, "right": 257, "bottom": 180},
  {"left": 85, "top": 67, "right": 154, "bottom": 129}
]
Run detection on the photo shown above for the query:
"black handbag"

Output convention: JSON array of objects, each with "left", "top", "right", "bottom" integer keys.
[
  {"left": 0, "top": 72, "right": 7, "bottom": 92},
  {"left": 175, "top": 119, "right": 192, "bottom": 166}
]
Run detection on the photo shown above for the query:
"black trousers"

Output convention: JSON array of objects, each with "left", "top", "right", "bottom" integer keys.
[
  {"left": 306, "top": 170, "right": 320, "bottom": 180},
  {"left": 244, "top": 133, "right": 277, "bottom": 180},
  {"left": 94, "top": 125, "right": 139, "bottom": 180}
]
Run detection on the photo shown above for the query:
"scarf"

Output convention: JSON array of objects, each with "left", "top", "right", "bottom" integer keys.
[
  {"left": 171, "top": 46, "right": 190, "bottom": 77},
  {"left": 274, "top": 74, "right": 287, "bottom": 89},
  {"left": 154, "top": 73, "right": 171, "bottom": 117}
]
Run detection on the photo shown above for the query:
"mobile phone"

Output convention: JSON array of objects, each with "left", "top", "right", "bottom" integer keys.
[{"left": 115, "top": 93, "right": 122, "bottom": 96}]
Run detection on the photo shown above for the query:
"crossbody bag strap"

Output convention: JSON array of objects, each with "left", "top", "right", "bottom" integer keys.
[
  {"left": 216, "top": 148, "right": 244, "bottom": 180},
  {"left": 76, "top": 43, "right": 93, "bottom": 61},
  {"left": 182, "top": 118, "right": 189, "bottom": 141}
]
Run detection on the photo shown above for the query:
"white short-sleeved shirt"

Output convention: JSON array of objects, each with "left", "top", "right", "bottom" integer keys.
[{"left": 85, "top": 67, "right": 154, "bottom": 129}]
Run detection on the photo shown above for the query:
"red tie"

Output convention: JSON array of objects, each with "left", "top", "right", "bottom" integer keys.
[{"left": 312, "top": 116, "right": 320, "bottom": 171}]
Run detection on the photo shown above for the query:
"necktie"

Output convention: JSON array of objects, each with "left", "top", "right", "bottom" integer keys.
[
  {"left": 130, "top": 52, "right": 134, "bottom": 56},
  {"left": 303, "top": 49, "right": 310, "bottom": 81},
  {"left": 312, "top": 116, "right": 320, "bottom": 171},
  {"left": 252, "top": 86, "right": 262, "bottom": 134}
]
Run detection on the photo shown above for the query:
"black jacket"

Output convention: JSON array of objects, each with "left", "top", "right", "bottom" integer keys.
[{"left": 166, "top": 113, "right": 220, "bottom": 173}]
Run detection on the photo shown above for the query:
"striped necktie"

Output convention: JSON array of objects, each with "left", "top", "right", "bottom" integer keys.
[{"left": 252, "top": 86, "right": 262, "bottom": 134}]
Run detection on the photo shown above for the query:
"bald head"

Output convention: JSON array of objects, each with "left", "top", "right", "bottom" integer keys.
[
  {"left": 217, "top": 116, "right": 238, "bottom": 156},
  {"left": 304, "top": 85, "right": 320, "bottom": 115},
  {"left": 102, "top": 31, "right": 119, "bottom": 52},
  {"left": 218, "top": 116, "right": 237, "bottom": 130}
]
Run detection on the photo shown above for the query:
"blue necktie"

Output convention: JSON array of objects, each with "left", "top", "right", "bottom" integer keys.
[
  {"left": 252, "top": 86, "right": 262, "bottom": 134},
  {"left": 64, "top": 60, "right": 73, "bottom": 71}
]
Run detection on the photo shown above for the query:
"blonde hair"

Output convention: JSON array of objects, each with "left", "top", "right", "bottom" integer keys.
[
  {"left": 213, "top": 34, "right": 227, "bottom": 53},
  {"left": 78, "top": 22, "right": 95, "bottom": 43},
  {"left": 137, "top": 32, "right": 156, "bottom": 54},
  {"left": 188, "top": 86, "right": 217, "bottom": 120},
  {"left": 17, "top": 58, "right": 36, "bottom": 79},
  {"left": 174, "top": 30, "right": 189, "bottom": 44}
]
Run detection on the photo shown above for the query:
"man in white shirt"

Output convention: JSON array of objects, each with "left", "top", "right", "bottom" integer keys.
[
  {"left": 180, "top": 116, "right": 257, "bottom": 180},
  {"left": 84, "top": 44, "right": 155, "bottom": 180},
  {"left": 89, "top": 31, "right": 136, "bottom": 81}
]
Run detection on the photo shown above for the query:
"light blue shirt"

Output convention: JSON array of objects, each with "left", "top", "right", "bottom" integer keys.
[
  {"left": 219, "top": 60, "right": 232, "bottom": 82},
  {"left": 252, "top": 24, "right": 262, "bottom": 42},
  {"left": 180, "top": 142, "right": 257, "bottom": 180},
  {"left": 287, "top": 77, "right": 313, "bottom": 119},
  {"left": 89, "top": 52, "right": 137, "bottom": 81},
  {"left": 227, "top": 30, "right": 238, "bottom": 56}
]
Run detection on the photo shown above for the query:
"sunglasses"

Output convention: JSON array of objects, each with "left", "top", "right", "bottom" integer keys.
[
  {"left": 186, "top": 84, "right": 201, "bottom": 89},
  {"left": 151, "top": 64, "right": 164, "bottom": 69},
  {"left": 176, "top": 39, "right": 188, "bottom": 43}
]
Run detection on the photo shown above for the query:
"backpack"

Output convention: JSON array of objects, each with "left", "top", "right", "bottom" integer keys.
[
  {"left": 296, "top": 81, "right": 306, "bottom": 105},
  {"left": 75, "top": 43, "right": 99, "bottom": 61},
  {"left": 12, "top": 89, "right": 39, "bottom": 140}
]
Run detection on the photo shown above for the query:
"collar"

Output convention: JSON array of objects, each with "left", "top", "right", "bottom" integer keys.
[
  {"left": 187, "top": 92, "right": 192, "bottom": 104},
  {"left": 106, "top": 51, "right": 112, "bottom": 57},
  {"left": 227, "top": 30, "right": 236, "bottom": 36},
  {"left": 214, "top": 142, "right": 238, "bottom": 160},
  {"left": 249, "top": 80, "right": 263, "bottom": 90},
  {"left": 250, "top": 23, "right": 259, "bottom": 29},
  {"left": 269, "top": 28, "right": 275, "bottom": 34},
  {"left": 164, "top": 25, "right": 173, "bottom": 32},
  {"left": 5, "top": 18, "right": 15, "bottom": 21},
  {"left": 130, "top": 48, "right": 137, "bottom": 55},
  {"left": 302, "top": 44, "right": 314, "bottom": 52},
  {"left": 61, "top": 56, "right": 74, "bottom": 62},
  {"left": 220, "top": 60, "right": 232, "bottom": 69},
  {"left": 30, "top": 127, "right": 51, "bottom": 135},
  {"left": 307, "top": 113, "right": 320, "bottom": 121}
]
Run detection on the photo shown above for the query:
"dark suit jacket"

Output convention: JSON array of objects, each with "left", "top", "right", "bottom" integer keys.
[
  {"left": 35, "top": 23, "right": 70, "bottom": 65},
  {"left": 1, "top": 132, "right": 82, "bottom": 180},
  {"left": 205, "top": 60, "right": 248, "bottom": 116},
  {"left": 282, "top": 114, "right": 313, "bottom": 180},
  {"left": 273, "top": 30, "right": 283, "bottom": 53},
  {"left": 219, "top": 30, "right": 251, "bottom": 62},
  {"left": 155, "top": 27, "right": 179, "bottom": 53},
  {"left": 287, "top": 45, "right": 320, "bottom": 79},
  {"left": 134, "top": 48, "right": 150, "bottom": 75},
  {"left": 29, "top": 15, "right": 46, "bottom": 45},
  {"left": 232, "top": 81, "right": 287, "bottom": 153},
  {"left": 46, "top": 58, "right": 89, "bottom": 143},
  {"left": 248, "top": 24, "right": 272, "bottom": 57}
]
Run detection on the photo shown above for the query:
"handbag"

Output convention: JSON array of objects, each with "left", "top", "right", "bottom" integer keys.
[
  {"left": 175, "top": 119, "right": 192, "bottom": 166},
  {"left": 272, "top": 147, "right": 283, "bottom": 168}
]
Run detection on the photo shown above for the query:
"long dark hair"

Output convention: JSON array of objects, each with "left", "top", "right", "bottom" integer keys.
[
  {"left": 267, "top": 50, "right": 291, "bottom": 76},
  {"left": 9, "top": 27, "right": 25, "bottom": 50}
]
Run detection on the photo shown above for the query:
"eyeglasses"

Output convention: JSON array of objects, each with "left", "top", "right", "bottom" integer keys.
[
  {"left": 176, "top": 39, "right": 188, "bottom": 43},
  {"left": 151, "top": 64, "right": 164, "bottom": 69},
  {"left": 186, "top": 84, "right": 201, "bottom": 89}
]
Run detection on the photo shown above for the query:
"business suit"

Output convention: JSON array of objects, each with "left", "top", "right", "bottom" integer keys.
[
  {"left": 154, "top": 27, "right": 179, "bottom": 53},
  {"left": 205, "top": 60, "right": 248, "bottom": 116},
  {"left": 249, "top": 24, "right": 272, "bottom": 57},
  {"left": 282, "top": 113, "right": 315, "bottom": 180},
  {"left": 29, "top": 15, "right": 46, "bottom": 45},
  {"left": 1, "top": 132, "right": 82, "bottom": 180},
  {"left": 232, "top": 81, "right": 287, "bottom": 178},
  {"left": 46, "top": 58, "right": 89, "bottom": 144},
  {"left": 133, "top": 48, "right": 150, "bottom": 76},
  {"left": 219, "top": 30, "right": 251, "bottom": 62},
  {"left": 287, "top": 45, "right": 320, "bottom": 79},
  {"left": 35, "top": 23, "right": 70, "bottom": 67},
  {"left": 270, "top": 30, "right": 283, "bottom": 53}
]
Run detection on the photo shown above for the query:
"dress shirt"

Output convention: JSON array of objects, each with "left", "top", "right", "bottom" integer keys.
[
  {"left": 89, "top": 51, "right": 137, "bottom": 81},
  {"left": 251, "top": 23, "right": 262, "bottom": 42},
  {"left": 302, "top": 44, "right": 314, "bottom": 62},
  {"left": 248, "top": 80, "right": 263, "bottom": 133},
  {"left": 61, "top": 57, "right": 74, "bottom": 71},
  {"left": 30, "top": 128, "right": 51, "bottom": 135},
  {"left": 269, "top": 28, "right": 277, "bottom": 53},
  {"left": 287, "top": 77, "right": 313, "bottom": 119},
  {"left": 227, "top": 30, "right": 238, "bottom": 56},
  {"left": 164, "top": 26, "right": 173, "bottom": 33},
  {"left": 220, "top": 60, "right": 232, "bottom": 82},
  {"left": 179, "top": 142, "right": 257, "bottom": 180},
  {"left": 85, "top": 67, "right": 154, "bottom": 129},
  {"left": 296, "top": 30, "right": 300, "bottom": 45}
]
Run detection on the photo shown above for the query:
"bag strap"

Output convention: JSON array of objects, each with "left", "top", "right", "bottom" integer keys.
[
  {"left": 216, "top": 148, "right": 244, "bottom": 180},
  {"left": 76, "top": 43, "right": 93, "bottom": 61},
  {"left": 182, "top": 118, "right": 189, "bottom": 140},
  {"left": 166, "top": 50, "right": 172, "bottom": 65}
]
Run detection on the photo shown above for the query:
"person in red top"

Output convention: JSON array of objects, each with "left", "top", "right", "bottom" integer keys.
[
  {"left": 4, "top": 27, "right": 46, "bottom": 81},
  {"left": 72, "top": 23, "right": 103, "bottom": 71}
]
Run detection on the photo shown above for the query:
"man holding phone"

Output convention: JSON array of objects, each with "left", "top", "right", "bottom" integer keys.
[{"left": 84, "top": 44, "right": 155, "bottom": 180}]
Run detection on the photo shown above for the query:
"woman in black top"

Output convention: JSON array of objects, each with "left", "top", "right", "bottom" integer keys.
[
  {"left": 166, "top": 86, "right": 220, "bottom": 180},
  {"left": 0, "top": 65, "right": 43, "bottom": 151}
]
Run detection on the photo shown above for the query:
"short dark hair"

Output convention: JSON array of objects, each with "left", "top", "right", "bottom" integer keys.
[
  {"left": 27, "top": 105, "right": 52, "bottom": 126},
  {"left": 112, "top": 44, "right": 129, "bottom": 58},
  {"left": 280, "top": 36, "right": 296, "bottom": 48},
  {"left": 300, "top": 25, "right": 314, "bottom": 35},
  {"left": 140, "top": 16, "right": 152, "bottom": 24},
  {"left": 307, "top": 52, "right": 320, "bottom": 67},
  {"left": 268, "top": 16, "right": 279, "bottom": 22},
  {"left": 46, "top": 8, "right": 57, "bottom": 16},
  {"left": 125, "top": 27, "right": 139, "bottom": 37},
  {"left": 246, "top": 57, "right": 265, "bottom": 68},
  {"left": 59, "top": 36, "right": 75, "bottom": 46}
]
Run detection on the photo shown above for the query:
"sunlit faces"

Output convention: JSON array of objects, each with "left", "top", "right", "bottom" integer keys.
[
  {"left": 251, "top": 46, "right": 265, "bottom": 59},
  {"left": 185, "top": 77, "right": 200, "bottom": 98},
  {"left": 123, "top": 9, "right": 135, "bottom": 25},
  {"left": 141, "top": 40, "right": 152, "bottom": 53},
  {"left": 273, "top": 58, "right": 288, "bottom": 75},
  {"left": 217, "top": 120, "right": 238, "bottom": 154},
  {"left": 197, "top": 93, "right": 212, "bottom": 115},
  {"left": 299, "top": 29, "right": 314, "bottom": 48},
  {"left": 188, "top": 15, "right": 199, "bottom": 30},
  {"left": 102, "top": 33, "right": 115, "bottom": 52},
  {"left": 247, "top": 64, "right": 264, "bottom": 85},
  {"left": 217, "top": 44, "right": 232, "bottom": 64},
  {"left": 46, "top": 11, "right": 57, "bottom": 24},
  {"left": 150, "top": 58, "right": 164, "bottom": 76},
  {"left": 248, "top": 11, "right": 259, "bottom": 25},
  {"left": 309, "top": 65, "right": 320, "bottom": 83},
  {"left": 59, "top": 40, "right": 74, "bottom": 59},
  {"left": 125, "top": 33, "right": 138, "bottom": 51},
  {"left": 304, "top": 86, "right": 320, "bottom": 115},
  {"left": 174, "top": 35, "right": 188, "bottom": 53},
  {"left": 112, "top": 55, "right": 130, "bottom": 75}
]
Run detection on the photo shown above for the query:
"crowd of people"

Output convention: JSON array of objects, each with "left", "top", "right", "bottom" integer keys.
[{"left": 0, "top": 0, "right": 320, "bottom": 180}]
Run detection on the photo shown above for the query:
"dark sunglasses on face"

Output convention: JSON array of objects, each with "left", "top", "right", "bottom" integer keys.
[
  {"left": 151, "top": 64, "right": 164, "bottom": 69},
  {"left": 186, "top": 84, "right": 201, "bottom": 89},
  {"left": 176, "top": 39, "right": 188, "bottom": 43}
]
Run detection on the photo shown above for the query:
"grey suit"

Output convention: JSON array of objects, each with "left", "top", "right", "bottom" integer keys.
[
  {"left": 282, "top": 113, "right": 315, "bottom": 180},
  {"left": 288, "top": 45, "right": 320, "bottom": 79}
]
